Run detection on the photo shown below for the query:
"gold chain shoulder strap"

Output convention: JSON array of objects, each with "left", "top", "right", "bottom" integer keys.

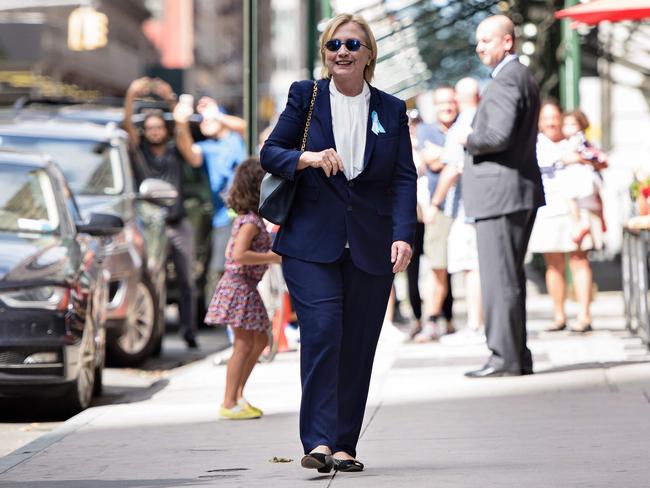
[{"left": 300, "top": 80, "right": 318, "bottom": 152}]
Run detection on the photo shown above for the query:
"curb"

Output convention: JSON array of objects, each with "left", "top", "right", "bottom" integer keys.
[
  {"left": 0, "top": 353, "right": 218, "bottom": 476},
  {"left": 0, "top": 406, "right": 105, "bottom": 476},
  {"left": 0, "top": 339, "right": 233, "bottom": 476}
]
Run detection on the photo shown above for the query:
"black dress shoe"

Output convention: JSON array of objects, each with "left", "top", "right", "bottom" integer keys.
[
  {"left": 464, "top": 365, "right": 521, "bottom": 378},
  {"left": 333, "top": 458, "right": 364, "bottom": 472},
  {"left": 300, "top": 453, "right": 333, "bottom": 473},
  {"left": 183, "top": 333, "right": 199, "bottom": 349}
]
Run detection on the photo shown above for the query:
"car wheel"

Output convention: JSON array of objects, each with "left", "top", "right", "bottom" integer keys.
[
  {"left": 108, "top": 275, "right": 159, "bottom": 366},
  {"left": 63, "top": 326, "right": 96, "bottom": 413}
]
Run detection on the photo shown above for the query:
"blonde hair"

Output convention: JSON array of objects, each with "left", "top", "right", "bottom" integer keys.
[{"left": 319, "top": 13, "right": 377, "bottom": 82}]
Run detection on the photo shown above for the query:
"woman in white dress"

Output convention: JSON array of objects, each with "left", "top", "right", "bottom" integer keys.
[{"left": 528, "top": 101, "right": 602, "bottom": 332}]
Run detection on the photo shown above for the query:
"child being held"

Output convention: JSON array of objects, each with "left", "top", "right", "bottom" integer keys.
[{"left": 561, "top": 109, "right": 608, "bottom": 247}]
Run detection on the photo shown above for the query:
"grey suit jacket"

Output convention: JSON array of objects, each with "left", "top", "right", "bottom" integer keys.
[{"left": 462, "top": 59, "right": 545, "bottom": 220}]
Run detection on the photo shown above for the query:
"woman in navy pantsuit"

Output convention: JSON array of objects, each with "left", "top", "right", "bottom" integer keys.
[{"left": 260, "top": 13, "right": 417, "bottom": 473}]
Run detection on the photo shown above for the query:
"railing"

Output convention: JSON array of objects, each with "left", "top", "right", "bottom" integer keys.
[{"left": 622, "top": 227, "right": 650, "bottom": 345}]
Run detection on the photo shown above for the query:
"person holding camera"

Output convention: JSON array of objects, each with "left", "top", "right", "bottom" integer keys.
[
  {"left": 172, "top": 96, "right": 247, "bottom": 301},
  {"left": 123, "top": 77, "right": 199, "bottom": 349}
]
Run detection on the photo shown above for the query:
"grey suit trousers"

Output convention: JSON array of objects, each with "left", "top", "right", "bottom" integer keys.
[{"left": 475, "top": 209, "right": 537, "bottom": 373}]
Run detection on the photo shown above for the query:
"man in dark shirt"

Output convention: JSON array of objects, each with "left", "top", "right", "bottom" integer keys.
[{"left": 124, "top": 77, "right": 198, "bottom": 349}]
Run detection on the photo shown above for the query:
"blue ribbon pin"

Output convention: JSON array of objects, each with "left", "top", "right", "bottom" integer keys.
[{"left": 371, "top": 110, "right": 386, "bottom": 135}]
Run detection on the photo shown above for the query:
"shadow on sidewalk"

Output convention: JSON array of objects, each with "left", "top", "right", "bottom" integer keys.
[
  {"left": 0, "top": 401, "right": 71, "bottom": 423},
  {"left": 0, "top": 379, "right": 171, "bottom": 423},
  {"left": 93, "top": 378, "right": 170, "bottom": 407},
  {"left": 110, "top": 327, "right": 230, "bottom": 373},
  {"left": 533, "top": 360, "right": 650, "bottom": 375}
]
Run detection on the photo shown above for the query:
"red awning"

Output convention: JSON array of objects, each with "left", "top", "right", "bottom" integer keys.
[{"left": 555, "top": 0, "right": 650, "bottom": 25}]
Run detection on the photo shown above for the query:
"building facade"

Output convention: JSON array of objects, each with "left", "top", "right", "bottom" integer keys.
[{"left": 0, "top": 0, "right": 157, "bottom": 104}]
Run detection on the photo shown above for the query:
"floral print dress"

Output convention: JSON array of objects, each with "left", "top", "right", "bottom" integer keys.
[{"left": 204, "top": 212, "right": 272, "bottom": 333}]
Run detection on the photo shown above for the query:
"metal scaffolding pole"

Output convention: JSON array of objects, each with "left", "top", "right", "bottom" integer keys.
[
  {"left": 243, "top": 0, "right": 258, "bottom": 155},
  {"left": 307, "top": 0, "right": 317, "bottom": 80},
  {"left": 560, "top": 0, "right": 581, "bottom": 110},
  {"left": 321, "top": 0, "right": 331, "bottom": 20}
]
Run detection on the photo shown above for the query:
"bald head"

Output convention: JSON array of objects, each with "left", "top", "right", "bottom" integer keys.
[
  {"left": 454, "top": 77, "right": 480, "bottom": 109},
  {"left": 479, "top": 15, "right": 515, "bottom": 41},
  {"left": 475, "top": 15, "right": 515, "bottom": 69}
]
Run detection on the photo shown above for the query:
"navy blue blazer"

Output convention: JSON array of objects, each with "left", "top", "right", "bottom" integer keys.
[{"left": 260, "top": 79, "right": 417, "bottom": 276}]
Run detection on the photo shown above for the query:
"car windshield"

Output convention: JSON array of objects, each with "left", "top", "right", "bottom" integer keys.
[
  {"left": 0, "top": 165, "right": 59, "bottom": 234},
  {"left": 0, "top": 135, "right": 123, "bottom": 196}
]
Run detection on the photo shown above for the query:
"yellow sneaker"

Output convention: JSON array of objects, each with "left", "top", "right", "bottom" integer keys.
[
  {"left": 219, "top": 404, "right": 261, "bottom": 420},
  {"left": 238, "top": 398, "right": 263, "bottom": 417}
]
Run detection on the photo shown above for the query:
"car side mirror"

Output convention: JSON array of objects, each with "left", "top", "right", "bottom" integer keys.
[
  {"left": 77, "top": 213, "right": 124, "bottom": 236},
  {"left": 138, "top": 178, "right": 178, "bottom": 207}
]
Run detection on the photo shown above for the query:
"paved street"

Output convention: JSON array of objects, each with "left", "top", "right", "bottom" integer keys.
[
  {"left": 0, "top": 290, "right": 648, "bottom": 487},
  {"left": 0, "top": 311, "right": 229, "bottom": 459}
]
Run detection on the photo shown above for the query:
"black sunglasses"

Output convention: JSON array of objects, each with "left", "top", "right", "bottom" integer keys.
[{"left": 325, "top": 38, "right": 370, "bottom": 52}]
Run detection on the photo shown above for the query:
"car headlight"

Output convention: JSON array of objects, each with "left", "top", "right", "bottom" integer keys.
[{"left": 0, "top": 286, "right": 69, "bottom": 311}]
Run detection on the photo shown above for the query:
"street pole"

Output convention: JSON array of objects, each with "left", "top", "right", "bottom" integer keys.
[
  {"left": 599, "top": 25, "right": 612, "bottom": 152},
  {"left": 559, "top": 0, "right": 580, "bottom": 110},
  {"left": 306, "top": 0, "right": 317, "bottom": 80},
  {"left": 243, "top": 0, "right": 258, "bottom": 155},
  {"left": 321, "top": 0, "right": 331, "bottom": 20}
]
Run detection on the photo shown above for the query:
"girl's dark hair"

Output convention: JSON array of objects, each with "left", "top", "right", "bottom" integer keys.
[
  {"left": 563, "top": 109, "right": 590, "bottom": 131},
  {"left": 224, "top": 157, "right": 266, "bottom": 214}
]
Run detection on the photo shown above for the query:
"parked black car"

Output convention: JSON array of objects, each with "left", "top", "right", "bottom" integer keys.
[
  {"left": 0, "top": 150, "right": 123, "bottom": 411},
  {"left": 41, "top": 100, "right": 215, "bottom": 323},
  {"left": 0, "top": 116, "right": 175, "bottom": 366}
]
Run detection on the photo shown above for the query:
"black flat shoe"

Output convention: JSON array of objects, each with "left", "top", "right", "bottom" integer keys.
[
  {"left": 333, "top": 458, "right": 364, "bottom": 472},
  {"left": 301, "top": 453, "right": 333, "bottom": 473},
  {"left": 182, "top": 333, "right": 199, "bottom": 349}
]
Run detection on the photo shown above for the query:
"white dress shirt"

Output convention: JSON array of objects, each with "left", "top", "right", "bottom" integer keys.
[
  {"left": 330, "top": 80, "right": 370, "bottom": 180},
  {"left": 491, "top": 54, "right": 518, "bottom": 78}
]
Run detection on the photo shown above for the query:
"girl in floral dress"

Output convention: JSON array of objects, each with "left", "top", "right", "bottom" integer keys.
[{"left": 205, "top": 157, "right": 281, "bottom": 420}]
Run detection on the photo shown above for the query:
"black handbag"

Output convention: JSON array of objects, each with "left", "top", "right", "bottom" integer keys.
[{"left": 259, "top": 81, "right": 318, "bottom": 225}]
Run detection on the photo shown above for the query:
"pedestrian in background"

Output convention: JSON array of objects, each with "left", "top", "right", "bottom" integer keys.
[
  {"left": 123, "top": 77, "right": 199, "bottom": 349},
  {"left": 204, "top": 157, "right": 281, "bottom": 419},
  {"left": 428, "top": 77, "right": 485, "bottom": 345},
  {"left": 402, "top": 108, "right": 426, "bottom": 335},
  {"left": 460, "top": 15, "right": 545, "bottom": 377},
  {"left": 173, "top": 96, "right": 247, "bottom": 306},
  {"left": 561, "top": 109, "right": 608, "bottom": 247},
  {"left": 261, "top": 13, "right": 416, "bottom": 473},
  {"left": 528, "top": 101, "right": 601, "bottom": 333},
  {"left": 413, "top": 85, "right": 457, "bottom": 341}
]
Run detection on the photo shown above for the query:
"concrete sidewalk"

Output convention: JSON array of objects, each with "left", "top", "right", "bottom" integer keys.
[{"left": 1, "top": 291, "right": 649, "bottom": 487}]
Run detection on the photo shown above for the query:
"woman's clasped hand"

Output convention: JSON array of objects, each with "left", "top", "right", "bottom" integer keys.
[{"left": 300, "top": 148, "right": 345, "bottom": 177}]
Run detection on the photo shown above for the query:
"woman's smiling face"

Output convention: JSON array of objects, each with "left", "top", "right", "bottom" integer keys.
[{"left": 324, "top": 22, "right": 373, "bottom": 83}]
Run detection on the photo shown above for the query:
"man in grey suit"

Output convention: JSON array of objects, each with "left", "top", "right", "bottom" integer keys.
[{"left": 460, "top": 15, "right": 545, "bottom": 377}]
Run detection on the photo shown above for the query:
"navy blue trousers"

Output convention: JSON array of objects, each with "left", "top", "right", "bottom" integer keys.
[{"left": 282, "top": 250, "right": 393, "bottom": 457}]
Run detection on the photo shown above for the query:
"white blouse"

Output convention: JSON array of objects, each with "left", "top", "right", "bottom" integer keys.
[{"left": 330, "top": 80, "right": 370, "bottom": 180}]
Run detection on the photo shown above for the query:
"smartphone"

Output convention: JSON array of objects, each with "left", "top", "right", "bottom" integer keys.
[
  {"left": 202, "top": 105, "right": 220, "bottom": 120},
  {"left": 179, "top": 93, "right": 194, "bottom": 108}
]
